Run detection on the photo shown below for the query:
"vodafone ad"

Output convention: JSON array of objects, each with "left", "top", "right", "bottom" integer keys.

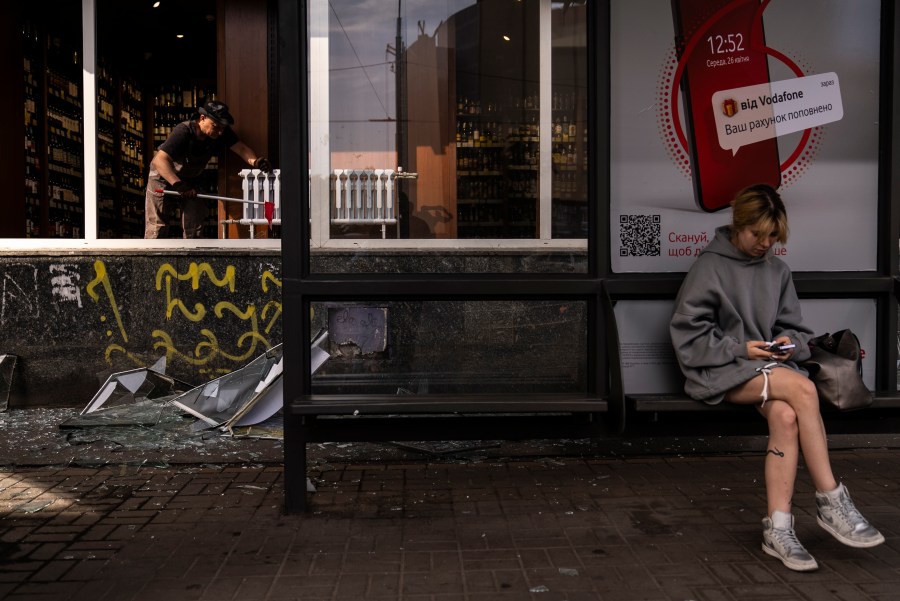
[
  {"left": 610, "top": 0, "right": 881, "bottom": 273},
  {"left": 610, "top": 0, "right": 884, "bottom": 394}
]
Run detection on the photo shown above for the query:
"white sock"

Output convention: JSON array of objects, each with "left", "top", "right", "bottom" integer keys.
[
  {"left": 819, "top": 483, "right": 844, "bottom": 499},
  {"left": 770, "top": 510, "right": 793, "bottom": 530}
]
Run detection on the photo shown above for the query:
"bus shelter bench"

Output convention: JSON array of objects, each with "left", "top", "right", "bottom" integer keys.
[
  {"left": 870, "top": 390, "right": 900, "bottom": 408},
  {"left": 623, "top": 389, "right": 900, "bottom": 440},
  {"left": 608, "top": 276, "right": 900, "bottom": 423},
  {"left": 285, "top": 393, "right": 611, "bottom": 512},
  {"left": 284, "top": 284, "right": 626, "bottom": 513},
  {"left": 291, "top": 393, "right": 608, "bottom": 415},
  {"left": 626, "top": 389, "right": 900, "bottom": 413}
]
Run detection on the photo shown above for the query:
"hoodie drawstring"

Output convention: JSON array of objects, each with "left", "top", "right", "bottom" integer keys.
[{"left": 756, "top": 362, "right": 778, "bottom": 407}]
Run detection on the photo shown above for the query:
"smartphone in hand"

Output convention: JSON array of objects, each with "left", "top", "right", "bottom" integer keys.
[{"left": 765, "top": 343, "right": 796, "bottom": 353}]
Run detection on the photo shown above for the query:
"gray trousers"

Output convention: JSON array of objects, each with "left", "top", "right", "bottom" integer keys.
[{"left": 144, "top": 179, "right": 208, "bottom": 238}]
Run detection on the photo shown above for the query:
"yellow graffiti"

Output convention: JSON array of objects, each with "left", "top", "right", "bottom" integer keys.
[
  {"left": 103, "top": 344, "right": 145, "bottom": 366},
  {"left": 155, "top": 262, "right": 236, "bottom": 291},
  {"left": 259, "top": 270, "right": 283, "bottom": 334},
  {"left": 152, "top": 327, "right": 270, "bottom": 365},
  {"left": 164, "top": 275, "right": 207, "bottom": 321},
  {"left": 89, "top": 259, "right": 282, "bottom": 373},
  {"left": 157, "top": 262, "right": 237, "bottom": 321},
  {"left": 152, "top": 329, "right": 216, "bottom": 366},
  {"left": 86, "top": 260, "right": 129, "bottom": 343},
  {"left": 261, "top": 300, "right": 282, "bottom": 335},
  {"left": 149, "top": 262, "right": 276, "bottom": 366},
  {"left": 214, "top": 301, "right": 256, "bottom": 321},
  {"left": 261, "top": 270, "right": 281, "bottom": 292}
]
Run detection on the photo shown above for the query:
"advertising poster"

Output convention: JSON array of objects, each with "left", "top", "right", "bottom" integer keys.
[{"left": 611, "top": 0, "right": 881, "bottom": 272}]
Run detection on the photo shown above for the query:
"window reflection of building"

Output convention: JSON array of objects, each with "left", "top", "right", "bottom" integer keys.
[{"left": 325, "top": 0, "right": 587, "bottom": 242}]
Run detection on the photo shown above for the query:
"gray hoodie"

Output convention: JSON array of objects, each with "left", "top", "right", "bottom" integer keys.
[{"left": 669, "top": 225, "right": 813, "bottom": 403}]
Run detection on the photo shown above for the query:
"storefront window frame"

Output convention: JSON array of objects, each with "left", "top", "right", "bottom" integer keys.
[
  {"left": 280, "top": 0, "right": 610, "bottom": 382},
  {"left": 309, "top": 0, "right": 590, "bottom": 249},
  {"left": 5, "top": 0, "right": 591, "bottom": 251},
  {"left": 5, "top": 0, "right": 278, "bottom": 251}
]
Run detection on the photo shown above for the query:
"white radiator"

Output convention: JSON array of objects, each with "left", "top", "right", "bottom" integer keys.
[
  {"left": 221, "top": 168, "right": 408, "bottom": 239},
  {"left": 220, "top": 169, "right": 282, "bottom": 239},
  {"left": 331, "top": 168, "right": 399, "bottom": 239}
]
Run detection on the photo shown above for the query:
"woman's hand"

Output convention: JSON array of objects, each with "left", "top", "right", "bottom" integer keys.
[{"left": 747, "top": 337, "right": 794, "bottom": 362}]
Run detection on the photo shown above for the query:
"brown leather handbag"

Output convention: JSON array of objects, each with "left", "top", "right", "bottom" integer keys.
[{"left": 802, "top": 330, "right": 873, "bottom": 411}]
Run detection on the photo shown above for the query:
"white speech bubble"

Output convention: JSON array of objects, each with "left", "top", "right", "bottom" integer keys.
[{"left": 712, "top": 72, "right": 843, "bottom": 155}]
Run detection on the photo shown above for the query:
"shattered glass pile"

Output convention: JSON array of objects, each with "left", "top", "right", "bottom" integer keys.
[
  {"left": 1, "top": 329, "right": 514, "bottom": 468},
  {"left": 0, "top": 345, "right": 300, "bottom": 467},
  {"left": 64, "top": 346, "right": 289, "bottom": 440},
  {"left": 61, "top": 330, "right": 331, "bottom": 443}
]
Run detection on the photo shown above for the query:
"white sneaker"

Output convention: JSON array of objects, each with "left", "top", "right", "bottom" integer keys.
[
  {"left": 816, "top": 483, "right": 885, "bottom": 548},
  {"left": 762, "top": 510, "right": 818, "bottom": 571}
]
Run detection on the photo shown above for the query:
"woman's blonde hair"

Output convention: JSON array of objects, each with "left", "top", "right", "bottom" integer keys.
[{"left": 730, "top": 183, "right": 788, "bottom": 244}]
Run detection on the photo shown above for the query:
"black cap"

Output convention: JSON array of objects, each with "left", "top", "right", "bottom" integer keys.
[{"left": 198, "top": 100, "right": 234, "bottom": 126}]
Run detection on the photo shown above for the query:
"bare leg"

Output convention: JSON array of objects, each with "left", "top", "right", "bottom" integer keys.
[
  {"left": 759, "top": 400, "right": 799, "bottom": 515},
  {"left": 726, "top": 368, "right": 837, "bottom": 513}
]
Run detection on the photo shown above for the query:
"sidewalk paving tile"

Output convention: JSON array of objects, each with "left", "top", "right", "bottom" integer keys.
[{"left": 2, "top": 426, "right": 900, "bottom": 600}]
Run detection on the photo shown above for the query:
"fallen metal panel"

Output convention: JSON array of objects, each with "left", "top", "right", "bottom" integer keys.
[
  {"left": 171, "top": 344, "right": 284, "bottom": 430},
  {"left": 81, "top": 368, "right": 193, "bottom": 415}
]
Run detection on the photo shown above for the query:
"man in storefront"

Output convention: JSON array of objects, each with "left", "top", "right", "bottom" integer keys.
[{"left": 144, "top": 100, "right": 270, "bottom": 238}]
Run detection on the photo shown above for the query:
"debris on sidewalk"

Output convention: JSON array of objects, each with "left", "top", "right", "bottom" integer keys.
[
  {"left": 171, "top": 329, "right": 329, "bottom": 436},
  {"left": 79, "top": 356, "right": 191, "bottom": 414},
  {"left": 54, "top": 330, "right": 331, "bottom": 453},
  {"left": 172, "top": 344, "right": 285, "bottom": 432},
  {"left": 61, "top": 357, "right": 194, "bottom": 428},
  {"left": 0, "top": 354, "right": 17, "bottom": 412},
  {"left": 230, "top": 412, "right": 284, "bottom": 440},
  {"left": 390, "top": 440, "right": 502, "bottom": 456}
]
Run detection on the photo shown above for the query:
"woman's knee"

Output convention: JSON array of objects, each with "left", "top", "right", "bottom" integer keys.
[
  {"left": 803, "top": 377, "right": 819, "bottom": 397},
  {"left": 766, "top": 401, "right": 799, "bottom": 435},
  {"left": 792, "top": 376, "right": 820, "bottom": 412},
  {"left": 774, "top": 369, "right": 820, "bottom": 412}
]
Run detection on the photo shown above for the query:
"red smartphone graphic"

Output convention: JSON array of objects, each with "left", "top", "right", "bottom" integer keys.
[{"left": 671, "top": 0, "right": 781, "bottom": 212}]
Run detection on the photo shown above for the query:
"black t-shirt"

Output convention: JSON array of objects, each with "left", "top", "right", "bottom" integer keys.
[{"left": 157, "top": 120, "right": 239, "bottom": 182}]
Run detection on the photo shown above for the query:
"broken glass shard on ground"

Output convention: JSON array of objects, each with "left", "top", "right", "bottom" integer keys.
[
  {"left": 174, "top": 331, "right": 331, "bottom": 434},
  {"left": 222, "top": 368, "right": 283, "bottom": 433},
  {"left": 49, "top": 402, "right": 282, "bottom": 460},
  {"left": 62, "top": 365, "right": 193, "bottom": 428},
  {"left": 82, "top": 366, "right": 193, "bottom": 415},
  {"left": 0, "top": 354, "right": 17, "bottom": 412},
  {"left": 230, "top": 412, "right": 284, "bottom": 440},
  {"left": 172, "top": 344, "right": 285, "bottom": 431},
  {"left": 220, "top": 330, "right": 330, "bottom": 433},
  {"left": 61, "top": 395, "right": 183, "bottom": 428},
  {"left": 390, "top": 440, "right": 503, "bottom": 456}
]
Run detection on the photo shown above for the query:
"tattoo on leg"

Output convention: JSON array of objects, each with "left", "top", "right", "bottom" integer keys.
[{"left": 766, "top": 447, "right": 785, "bottom": 457}]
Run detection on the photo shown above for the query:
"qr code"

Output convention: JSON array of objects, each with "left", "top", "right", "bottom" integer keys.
[{"left": 619, "top": 214, "right": 661, "bottom": 257}]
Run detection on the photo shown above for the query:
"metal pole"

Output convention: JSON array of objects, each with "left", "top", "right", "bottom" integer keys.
[
  {"left": 155, "top": 189, "right": 268, "bottom": 206},
  {"left": 395, "top": 0, "right": 408, "bottom": 237}
]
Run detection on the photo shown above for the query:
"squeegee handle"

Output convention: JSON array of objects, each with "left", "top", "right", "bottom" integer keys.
[{"left": 155, "top": 189, "right": 266, "bottom": 206}]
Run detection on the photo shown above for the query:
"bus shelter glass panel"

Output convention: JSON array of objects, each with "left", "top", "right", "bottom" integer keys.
[
  {"left": 309, "top": 300, "right": 588, "bottom": 395},
  {"left": 309, "top": 0, "right": 588, "bottom": 271}
]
